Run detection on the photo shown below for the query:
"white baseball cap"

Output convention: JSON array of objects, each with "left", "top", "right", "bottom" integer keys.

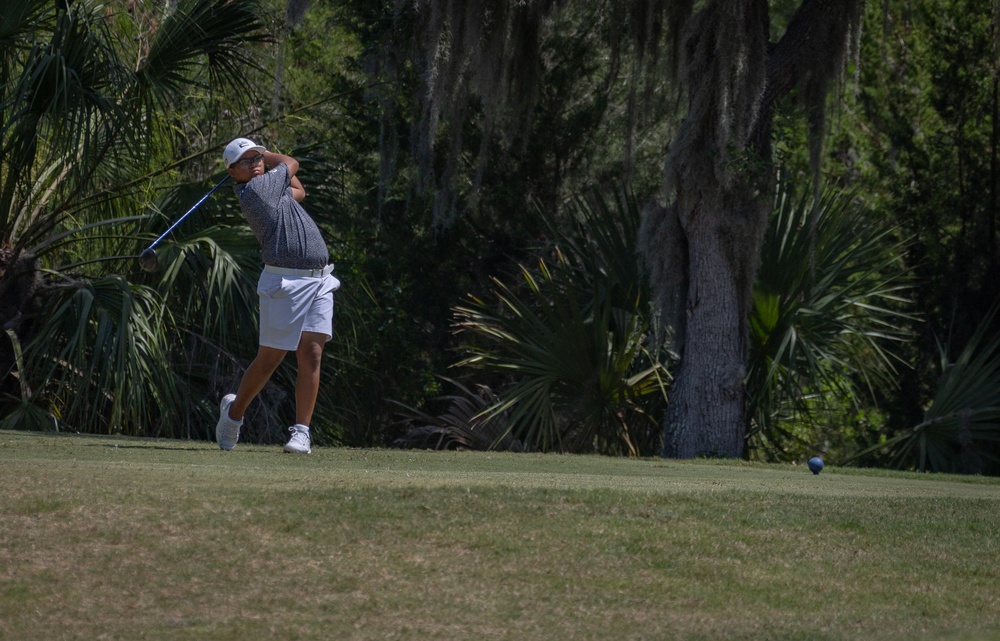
[{"left": 222, "top": 137, "right": 267, "bottom": 167}]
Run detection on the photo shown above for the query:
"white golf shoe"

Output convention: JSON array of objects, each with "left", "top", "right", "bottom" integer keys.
[
  {"left": 216, "top": 394, "right": 241, "bottom": 451},
  {"left": 283, "top": 424, "right": 311, "bottom": 454}
]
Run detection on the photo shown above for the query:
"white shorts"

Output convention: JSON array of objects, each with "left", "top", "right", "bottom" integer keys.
[{"left": 257, "top": 268, "right": 339, "bottom": 351}]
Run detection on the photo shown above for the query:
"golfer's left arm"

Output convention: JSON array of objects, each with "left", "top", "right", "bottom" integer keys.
[
  {"left": 263, "top": 151, "right": 299, "bottom": 176},
  {"left": 263, "top": 151, "right": 305, "bottom": 202}
]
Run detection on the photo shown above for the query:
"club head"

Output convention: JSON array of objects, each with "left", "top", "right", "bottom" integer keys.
[{"left": 138, "top": 248, "right": 158, "bottom": 272}]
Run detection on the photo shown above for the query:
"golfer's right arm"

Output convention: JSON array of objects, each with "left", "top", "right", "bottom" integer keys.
[{"left": 289, "top": 175, "right": 306, "bottom": 202}]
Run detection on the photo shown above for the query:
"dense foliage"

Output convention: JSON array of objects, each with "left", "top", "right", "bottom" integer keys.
[
  {"left": 0, "top": 0, "right": 272, "bottom": 436},
  {"left": 0, "top": 0, "right": 997, "bottom": 473}
]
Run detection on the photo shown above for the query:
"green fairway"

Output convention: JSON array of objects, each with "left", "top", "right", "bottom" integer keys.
[{"left": 1, "top": 431, "right": 999, "bottom": 641}]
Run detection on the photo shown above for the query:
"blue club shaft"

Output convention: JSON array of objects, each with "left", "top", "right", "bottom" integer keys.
[{"left": 144, "top": 175, "right": 230, "bottom": 251}]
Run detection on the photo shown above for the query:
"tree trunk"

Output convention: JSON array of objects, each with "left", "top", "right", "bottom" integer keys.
[
  {"left": 650, "top": 0, "right": 860, "bottom": 458},
  {"left": 662, "top": 214, "right": 750, "bottom": 457}
]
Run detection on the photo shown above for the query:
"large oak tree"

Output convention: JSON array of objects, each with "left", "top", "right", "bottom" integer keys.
[
  {"left": 641, "top": 0, "right": 863, "bottom": 456},
  {"left": 403, "top": 0, "right": 863, "bottom": 457}
]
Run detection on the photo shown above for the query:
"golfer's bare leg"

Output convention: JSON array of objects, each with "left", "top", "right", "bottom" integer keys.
[
  {"left": 294, "top": 331, "right": 326, "bottom": 426},
  {"left": 229, "top": 345, "right": 287, "bottom": 421}
]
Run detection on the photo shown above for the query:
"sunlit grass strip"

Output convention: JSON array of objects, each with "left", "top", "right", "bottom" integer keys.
[{"left": 1, "top": 432, "right": 999, "bottom": 641}]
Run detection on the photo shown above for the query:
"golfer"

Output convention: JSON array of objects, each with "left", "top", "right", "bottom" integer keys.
[{"left": 215, "top": 137, "right": 339, "bottom": 454}]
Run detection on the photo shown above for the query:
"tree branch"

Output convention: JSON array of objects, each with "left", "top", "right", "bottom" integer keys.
[{"left": 762, "top": 0, "right": 863, "bottom": 111}]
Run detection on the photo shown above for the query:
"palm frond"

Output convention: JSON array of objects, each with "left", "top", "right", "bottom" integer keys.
[
  {"left": 391, "top": 378, "right": 524, "bottom": 451},
  {"left": 858, "top": 303, "right": 1000, "bottom": 474},
  {"left": 0, "top": 0, "right": 50, "bottom": 51},
  {"left": 449, "top": 186, "right": 669, "bottom": 456},
  {"left": 747, "top": 174, "right": 914, "bottom": 461},
  {"left": 2, "top": 1, "right": 132, "bottom": 246},
  {"left": 20, "top": 274, "right": 181, "bottom": 435},
  {"left": 154, "top": 226, "right": 260, "bottom": 340},
  {"left": 134, "top": 0, "right": 271, "bottom": 117},
  {"left": 0, "top": 399, "right": 60, "bottom": 432}
]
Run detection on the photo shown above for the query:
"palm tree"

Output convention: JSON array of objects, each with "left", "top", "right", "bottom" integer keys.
[{"left": 0, "top": 0, "right": 271, "bottom": 434}]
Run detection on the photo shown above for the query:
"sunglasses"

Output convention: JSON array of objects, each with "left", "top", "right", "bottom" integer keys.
[{"left": 231, "top": 154, "right": 263, "bottom": 169}]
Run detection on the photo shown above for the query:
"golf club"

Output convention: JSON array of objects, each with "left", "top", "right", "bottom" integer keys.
[{"left": 138, "top": 174, "right": 231, "bottom": 272}]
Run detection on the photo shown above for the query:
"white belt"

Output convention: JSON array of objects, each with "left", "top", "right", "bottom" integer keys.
[{"left": 264, "top": 264, "right": 334, "bottom": 278}]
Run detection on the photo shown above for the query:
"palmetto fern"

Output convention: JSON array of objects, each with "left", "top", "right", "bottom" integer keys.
[
  {"left": 747, "top": 175, "right": 914, "bottom": 461},
  {"left": 451, "top": 187, "right": 669, "bottom": 456},
  {"left": 0, "top": 0, "right": 271, "bottom": 435},
  {"left": 855, "top": 304, "right": 1000, "bottom": 474},
  {"left": 11, "top": 275, "right": 180, "bottom": 434},
  {"left": 391, "top": 378, "right": 523, "bottom": 451}
]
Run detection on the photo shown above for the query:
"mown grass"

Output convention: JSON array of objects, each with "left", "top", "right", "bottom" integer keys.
[{"left": 1, "top": 431, "right": 999, "bottom": 641}]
